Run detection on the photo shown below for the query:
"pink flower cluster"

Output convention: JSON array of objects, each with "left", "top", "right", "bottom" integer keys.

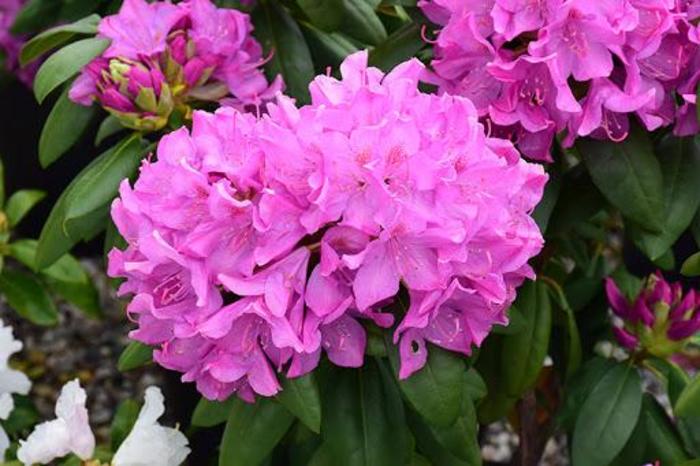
[
  {"left": 70, "top": 0, "right": 282, "bottom": 131},
  {"left": 606, "top": 272, "right": 700, "bottom": 357},
  {"left": 0, "top": 0, "right": 37, "bottom": 86},
  {"left": 420, "top": 0, "right": 700, "bottom": 161},
  {"left": 108, "top": 51, "right": 546, "bottom": 401}
]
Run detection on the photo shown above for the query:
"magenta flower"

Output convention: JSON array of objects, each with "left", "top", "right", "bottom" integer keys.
[
  {"left": 0, "top": 0, "right": 38, "bottom": 86},
  {"left": 108, "top": 51, "right": 546, "bottom": 400},
  {"left": 606, "top": 273, "right": 700, "bottom": 357},
  {"left": 70, "top": 0, "right": 283, "bottom": 132},
  {"left": 420, "top": 0, "right": 700, "bottom": 160}
]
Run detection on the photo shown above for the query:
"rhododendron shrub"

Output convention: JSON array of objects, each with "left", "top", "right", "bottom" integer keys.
[
  {"left": 8, "top": 0, "right": 700, "bottom": 465},
  {"left": 107, "top": 50, "right": 547, "bottom": 401},
  {"left": 420, "top": 0, "right": 700, "bottom": 161}
]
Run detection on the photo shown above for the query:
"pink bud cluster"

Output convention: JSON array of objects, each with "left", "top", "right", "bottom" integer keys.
[
  {"left": 420, "top": 0, "right": 700, "bottom": 161},
  {"left": 606, "top": 272, "right": 700, "bottom": 357},
  {"left": 70, "top": 0, "right": 282, "bottom": 131},
  {"left": 0, "top": 0, "right": 37, "bottom": 86},
  {"left": 108, "top": 51, "right": 546, "bottom": 401}
]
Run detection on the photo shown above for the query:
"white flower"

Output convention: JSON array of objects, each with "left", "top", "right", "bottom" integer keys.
[
  {"left": 112, "top": 387, "right": 190, "bottom": 466},
  {"left": 0, "top": 320, "right": 31, "bottom": 397},
  {"left": 17, "top": 379, "right": 95, "bottom": 465},
  {"left": 0, "top": 320, "right": 31, "bottom": 461}
]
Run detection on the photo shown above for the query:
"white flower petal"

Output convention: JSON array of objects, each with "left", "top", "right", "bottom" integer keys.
[
  {"left": 112, "top": 387, "right": 190, "bottom": 466},
  {"left": 0, "top": 368, "right": 31, "bottom": 396},
  {"left": 0, "top": 424, "right": 9, "bottom": 462},
  {"left": 17, "top": 379, "right": 95, "bottom": 465},
  {"left": 0, "top": 393, "right": 14, "bottom": 420},
  {"left": 0, "top": 320, "right": 23, "bottom": 367}
]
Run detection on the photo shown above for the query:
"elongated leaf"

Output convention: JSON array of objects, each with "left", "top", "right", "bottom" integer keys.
[
  {"left": 572, "top": 364, "right": 643, "bottom": 466},
  {"left": 297, "top": 0, "right": 343, "bottom": 30},
  {"left": 474, "top": 334, "right": 517, "bottom": 423},
  {"left": 578, "top": 125, "right": 664, "bottom": 231},
  {"left": 36, "top": 135, "right": 148, "bottom": 269},
  {"left": 276, "top": 373, "right": 322, "bottom": 433},
  {"left": 645, "top": 357, "right": 689, "bottom": 407},
  {"left": 0, "top": 269, "right": 58, "bottom": 326},
  {"left": 302, "top": 23, "right": 358, "bottom": 69},
  {"left": 386, "top": 338, "right": 465, "bottom": 427},
  {"left": 117, "top": 341, "right": 153, "bottom": 372},
  {"left": 337, "top": 0, "right": 386, "bottom": 45},
  {"left": 5, "top": 190, "right": 45, "bottom": 226},
  {"left": 192, "top": 397, "right": 235, "bottom": 428},
  {"left": 502, "top": 281, "right": 552, "bottom": 396},
  {"left": 682, "top": 251, "right": 700, "bottom": 277},
  {"left": 11, "top": 0, "right": 61, "bottom": 35},
  {"left": 110, "top": 399, "right": 140, "bottom": 451},
  {"left": 34, "top": 37, "right": 110, "bottom": 103},
  {"left": 40, "top": 85, "right": 97, "bottom": 168},
  {"left": 322, "top": 360, "right": 411, "bottom": 466},
  {"left": 20, "top": 14, "right": 101, "bottom": 66},
  {"left": 95, "top": 115, "right": 125, "bottom": 146},
  {"left": 629, "top": 136, "right": 700, "bottom": 260},
  {"left": 558, "top": 357, "right": 617, "bottom": 430},
  {"left": 252, "top": 0, "right": 314, "bottom": 103},
  {"left": 463, "top": 368, "right": 487, "bottom": 401},
  {"left": 547, "top": 283, "right": 582, "bottom": 380},
  {"left": 610, "top": 413, "right": 646, "bottom": 466},
  {"left": 642, "top": 395, "right": 689, "bottom": 465},
  {"left": 9, "top": 239, "right": 101, "bottom": 318},
  {"left": 407, "top": 409, "right": 472, "bottom": 466},
  {"left": 368, "top": 21, "right": 424, "bottom": 72},
  {"left": 219, "top": 397, "right": 294, "bottom": 466},
  {"left": 676, "top": 374, "right": 700, "bottom": 418},
  {"left": 425, "top": 390, "right": 480, "bottom": 463},
  {"left": 532, "top": 174, "right": 561, "bottom": 234}
]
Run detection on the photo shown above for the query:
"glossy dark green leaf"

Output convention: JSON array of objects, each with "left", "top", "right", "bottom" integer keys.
[
  {"left": 502, "top": 281, "right": 552, "bottom": 397},
  {"left": 219, "top": 397, "right": 294, "bottom": 466},
  {"left": 252, "top": 0, "right": 314, "bottom": 103},
  {"left": 302, "top": 23, "right": 358, "bottom": 69},
  {"left": 36, "top": 135, "right": 148, "bottom": 269},
  {"left": 547, "top": 283, "right": 582, "bottom": 380},
  {"left": 20, "top": 14, "right": 101, "bottom": 66},
  {"left": 117, "top": 341, "right": 153, "bottom": 372},
  {"left": 474, "top": 334, "right": 517, "bottom": 424},
  {"left": 39, "top": 85, "right": 97, "bottom": 168},
  {"left": 610, "top": 412, "right": 646, "bottom": 466},
  {"left": 191, "top": 397, "right": 235, "bottom": 428},
  {"left": 5, "top": 189, "right": 45, "bottom": 226},
  {"left": 110, "top": 399, "right": 140, "bottom": 451},
  {"left": 2, "top": 395, "right": 39, "bottom": 435},
  {"left": 34, "top": 37, "right": 110, "bottom": 103},
  {"left": 95, "top": 115, "right": 125, "bottom": 146},
  {"left": 368, "top": 21, "right": 424, "bottom": 72},
  {"left": 297, "top": 0, "right": 386, "bottom": 45},
  {"left": 11, "top": 0, "right": 61, "bottom": 35},
  {"left": 558, "top": 357, "right": 616, "bottom": 431},
  {"left": 642, "top": 394, "right": 689, "bottom": 465},
  {"left": 678, "top": 417, "right": 700, "bottom": 459},
  {"left": 491, "top": 305, "right": 527, "bottom": 335},
  {"left": 645, "top": 357, "right": 689, "bottom": 407},
  {"left": 297, "top": 0, "right": 343, "bottom": 31},
  {"left": 463, "top": 368, "right": 487, "bottom": 402},
  {"left": 628, "top": 136, "right": 700, "bottom": 260},
  {"left": 425, "top": 390, "right": 480, "bottom": 463},
  {"left": 322, "top": 360, "right": 411, "bottom": 466},
  {"left": 532, "top": 174, "right": 561, "bottom": 234},
  {"left": 578, "top": 126, "right": 664, "bottom": 231},
  {"left": 675, "top": 373, "right": 700, "bottom": 418},
  {"left": 386, "top": 337, "right": 465, "bottom": 427},
  {"left": 0, "top": 269, "right": 58, "bottom": 326},
  {"left": 276, "top": 373, "right": 322, "bottom": 433},
  {"left": 9, "top": 239, "right": 101, "bottom": 318},
  {"left": 407, "top": 409, "right": 473, "bottom": 466},
  {"left": 571, "top": 364, "right": 643, "bottom": 466},
  {"left": 682, "top": 251, "right": 700, "bottom": 277}
]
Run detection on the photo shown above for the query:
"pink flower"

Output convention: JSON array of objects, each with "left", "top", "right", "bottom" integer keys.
[
  {"left": 108, "top": 51, "right": 546, "bottom": 399},
  {"left": 0, "top": 0, "right": 38, "bottom": 86},
  {"left": 69, "top": 0, "right": 283, "bottom": 131}
]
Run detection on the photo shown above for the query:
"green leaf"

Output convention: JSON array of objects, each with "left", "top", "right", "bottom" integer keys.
[
  {"left": 682, "top": 251, "right": 700, "bottom": 277},
  {"left": 386, "top": 340, "right": 465, "bottom": 427},
  {"left": 336, "top": 0, "right": 386, "bottom": 45},
  {"left": 558, "top": 357, "right": 617, "bottom": 431},
  {"left": 219, "top": 397, "right": 294, "bottom": 466},
  {"left": 64, "top": 135, "right": 150, "bottom": 224},
  {"left": 675, "top": 374, "right": 700, "bottom": 418},
  {"left": 34, "top": 37, "right": 110, "bottom": 103},
  {"left": 678, "top": 417, "right": 700, "bottom": 459},
  {"left": 302, "top": 23, "right": 358, "bottom": 69},
  {"left": 368, "top": 20, "right": 424, "bottom": 72},
  {"left": 532, "top": 174, "right": 561, "bottom": 235},
  {"left": 610, "top": 413, "right": 646, "bottom": 466},
  {"left": 491, "top": 305, "right": 527, "bottom": 335},
  {"left": 117, "top": 342, "right": 153, "bottom": 372},
  {"left": 297, "top": 0, "right": 343, "bottom": 31},
  {"left": 5, "top": 190, "right": 45, "bottom": 226},
  {"left": 276, "top": 373, "right": 322, "bottom": 433},
  {"left": 628, "top": 136, "right": 700, "bottom": 260},
  {"left": 9, "top": 239, "right": 101, "bottom": 319},
  {"left": 11, "top": 0, "right": 61, "bottom": 35},
  {"left": 547, "top": 283, "right": 582, "bottom": 380},
  {"left": 39, "top": 85, "right": 98, "bottom": 168},
  {"left": 191, "top": 397, "right": 235, "bottom": 428},
  {"left": 2, "top": 395, "right": 39, "bottom": 435},
  {"left": 36, "top": 135, "right": 149, "bottom": 269},
  {"left": 463, "top": 368, "right": 487, "bottom": 402},
  {"left": 645, "top": 357, "right": 689, "bottom": 407},
  {"left": 95, "top": 115, "right": 125, "bottom": 146},
  {"left": 578, "top": 125, "right": 664, "bottom": 231},
  {"left": 252, "top": 0, "right": 314, "bottom": 103},
  {"left": 571, "top": 364, "right": 643, "bottom": 466},
  {"left": 425, "top": 392, "right": 480, "bottom": 463},
  {"left": 474, "top": 334, "right": 517, "bottom": 423},
  {"left": 110, "top": 399, "right": 140, "bottom": 451},
  {"left": 20, "top": 14, "right": 101, "bottom": 66},
  {"left": 322, "top": 360, "right": 411, "bottom": 466},
  {"left": 407, "top": 409, "right": 473, "bottom": 466},
  {"left": 642, "top": 394, "right": 689, "bottom": 465},
  {"left": 0, "top": 268, "right": 58, "bottom": 326},
  {"left": 502, "top": 281, "right": 552, "bottom": 397}
]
